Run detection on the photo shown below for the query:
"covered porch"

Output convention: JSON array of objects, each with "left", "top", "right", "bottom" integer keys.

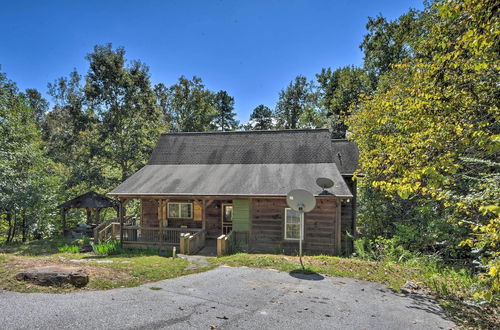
[{"left": 102, "top": 196, "right": 246, "bottom": 255}]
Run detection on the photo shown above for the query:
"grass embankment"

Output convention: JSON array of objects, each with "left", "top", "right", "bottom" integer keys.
[{"left": 0, "top": 237, "right": 214, "bottom": 293}]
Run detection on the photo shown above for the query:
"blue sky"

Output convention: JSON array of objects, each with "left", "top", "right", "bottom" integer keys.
[{"left": 1, "top": 0, "right": 423, "bottom": 122}]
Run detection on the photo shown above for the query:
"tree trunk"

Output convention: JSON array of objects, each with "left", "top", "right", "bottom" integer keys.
[
  {"left": 121, "top": 163, "right": 128, "bottom": 182},
  {"left": 6, "top": 211, "right": 12, "bottom": 243},
  {"left": 21, "top": 209, "right": 27, "bottom": 242},
  {"left": 11, "top": 210, "right": 18, "bottom": 243}
]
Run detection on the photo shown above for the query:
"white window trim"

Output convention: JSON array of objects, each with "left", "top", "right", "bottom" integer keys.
[
  {"left": 167, "top": 202, "right": 193, "bottom": 219},
  {"left": 284, "top": 208, "right": 301, "bottom": 241}
]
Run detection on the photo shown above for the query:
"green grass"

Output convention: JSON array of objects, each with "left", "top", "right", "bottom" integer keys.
[
  {"left": 0, "top": 237, "right": 215, "bottom": 293},
  {"left": 58, "top": 245, "right": 80, "bottom": 253},
  {"left": 92, "top": 240, "right": 119, "bottom": 256},
  {"left": 213, "top": 253, "right": 417, "bottom": 291},
  {"left": 0, "top": 237, "right": 76, "bottom": 256}
]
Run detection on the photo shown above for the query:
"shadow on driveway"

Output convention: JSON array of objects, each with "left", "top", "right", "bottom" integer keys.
[{"left": 289, "top": 269, "right": 325, "bottom": 281}]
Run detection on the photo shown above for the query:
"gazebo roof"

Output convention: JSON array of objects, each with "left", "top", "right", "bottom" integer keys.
[{"left": 57, "top": 191, "right": 118, "bottom": 209}]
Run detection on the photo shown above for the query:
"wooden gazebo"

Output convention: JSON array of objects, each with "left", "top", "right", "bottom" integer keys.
[{"left": 57, "top": 191, "right": 119, "bottom": 230}]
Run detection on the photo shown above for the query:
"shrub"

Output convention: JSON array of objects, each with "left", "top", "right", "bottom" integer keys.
[
  {"left": 93, "top": 240, "right": 119, "bottom": 256},
  {"left": 58, "top": 244, "right": 79, "bottom": 253}
]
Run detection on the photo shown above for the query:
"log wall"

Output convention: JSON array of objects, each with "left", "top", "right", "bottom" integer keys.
[
  {"left": 140, "top": 199, "right": 202, "bottom": 230},
  {"left": 249, "top": 197, "right": 340, "bottom": 255}
]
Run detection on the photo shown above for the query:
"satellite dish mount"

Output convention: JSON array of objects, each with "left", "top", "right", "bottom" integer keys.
[{"left": 286, "top": 189, "right": 316, "bottom": 268}]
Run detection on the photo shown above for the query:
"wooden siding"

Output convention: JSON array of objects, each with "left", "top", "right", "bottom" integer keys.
[
  {"left": 249, "top": 198, "right": 340, "bottom": 255},
  {"left": 141, "top": 199, "right": 158, "bottom": 227},
  {"left": 141, "top": 199, "right": 202, "bottom": 230}
]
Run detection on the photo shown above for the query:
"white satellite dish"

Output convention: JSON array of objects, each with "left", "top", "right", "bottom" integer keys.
[
  {"left": 286, "top": 189, "right": 316, "bottom": 268},
  {"left": 287, "top": 189, "right": 316, "bottom": 213}
]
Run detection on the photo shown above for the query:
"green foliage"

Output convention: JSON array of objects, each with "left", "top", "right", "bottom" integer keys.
[
  {"left": 58, "top": 244, "right": 80, "bottom": 253},
  {"left": 92, "top": 240, "right": 120, "bottom": 256},
  {"left": 316, "top": 66, "right": 371, "bottom": 138},
  {"left": 213, "top": 90, "right": 238, "bottom": 131},
  {"left": 165, "top": 76, "right": 217, "bottom": 132},
  {"left": 360, "top": 9, "right": 426, "bottom": 83},
  {"left": 77, "top": 236, "right": 91, "bottom": 245},
  {"left": 349, "top": 0, "right": 499, "bottom": 298},
  {"left": 0, "top": 72, "right": 61, "bottom": 242},
  {"left": 85, "top": 44, "right": 168, "bottom": 183},
  {"left": 248, "top": 104, "right": 274, "bottom": 130},
  {"left": 275, "top": 75, "right": 320, "bottom": 129}
]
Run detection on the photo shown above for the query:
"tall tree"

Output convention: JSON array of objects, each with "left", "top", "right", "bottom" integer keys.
[
  {"left": 23, "top": 88, "right": 49, "bottom": 124},
  {"left": 316, "top": 66, "right": 371, "bottom": 138},
  {"left": 84, "top": 44, "right": 166, "bottom": 182},
  {"left": 360, "top": 9, "right": 426, "bottom": 84},
  {"left": 349, "top": 0, "right": 499, "bottom": 297},
  {"left": 0, "top": 73, "right": 59, "bottom": 242},
  {"left": 166, "top": 76, "right": 216, "bottom": 132},
  {"left": 45, "top": 69, "right": 101, "bottom": 191},
  {"left": 213, "top": 90, "right": 238, "bottom": 131},
  {"left": 154, "top": 82, "right": 174, "bottom": 125},
  {"left": 275, "top": 75, "right": 318, "bottom": 129},
  {"left": 249, "top": 104, "right": 273, "bottom": 130}
]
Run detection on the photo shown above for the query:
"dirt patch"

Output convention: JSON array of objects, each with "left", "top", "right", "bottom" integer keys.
[{"left": 3, "top": 255, "right": 132, "bottom": 292}]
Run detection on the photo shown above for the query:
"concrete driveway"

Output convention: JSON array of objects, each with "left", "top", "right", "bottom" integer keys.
[{"left": 0, "top": 266, "right": 455, "bottom": 329}]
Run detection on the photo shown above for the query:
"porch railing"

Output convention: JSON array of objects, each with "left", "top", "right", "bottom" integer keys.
[
  {"left": 179, "top": 229, "right": 207, "bottom": 255},
  {"left": 217, "top": 230, "right": 234, "bottom": 256},
  {"left": 94, "top": 216, "right": 132, "bottom": 244},
  {"left": 122, "top": 226, "right": 201, "bottom": 246}
]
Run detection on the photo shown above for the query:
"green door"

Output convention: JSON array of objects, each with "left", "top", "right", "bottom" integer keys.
[{"left": 232, "top": 199, "right": 250, "bottom": 231}]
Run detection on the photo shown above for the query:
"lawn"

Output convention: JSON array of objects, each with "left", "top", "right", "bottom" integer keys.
[{"left": 0, "top": 237, "right": 214, "bottom": 293}]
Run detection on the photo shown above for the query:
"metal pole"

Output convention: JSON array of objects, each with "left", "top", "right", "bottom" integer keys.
[{"left": 299, "top": 211, "right": 304, "bottom": 269}]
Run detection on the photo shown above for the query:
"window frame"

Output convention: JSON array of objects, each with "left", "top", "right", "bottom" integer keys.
[
  {"left": 284, "top": 208, "right": 301, "bottom": 241},
  {"left": 167, "top": 202, "right": 193, "bottom": 219}
]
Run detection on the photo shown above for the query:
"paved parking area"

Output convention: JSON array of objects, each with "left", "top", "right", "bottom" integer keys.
[{"left": 0, "top": 266, "right": 455, "bottom": 329}]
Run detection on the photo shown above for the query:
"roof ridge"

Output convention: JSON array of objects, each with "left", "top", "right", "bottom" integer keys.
[{"left": 160, "top": 128, "right": 330, "bottom": 136}]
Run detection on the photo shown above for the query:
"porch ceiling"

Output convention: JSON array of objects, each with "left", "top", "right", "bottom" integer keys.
[{"left": 108, "top": 163, "right": 353, "bottom": 197}]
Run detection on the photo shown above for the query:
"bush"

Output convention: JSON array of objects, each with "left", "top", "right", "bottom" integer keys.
[
  {"left": 93, "top": 240, "right": 119, "bottom": 256},
  {"left": 58, "top": 244, "right": 79, "bottom": 253}
]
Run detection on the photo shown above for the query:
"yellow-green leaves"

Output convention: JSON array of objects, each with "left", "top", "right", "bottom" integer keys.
[{"left": 349, "top": 0, "right": 499, "bottom": 299}]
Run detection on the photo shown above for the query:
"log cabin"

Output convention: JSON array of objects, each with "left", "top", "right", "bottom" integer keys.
[{"left": 107, "top": 128, "right": 359, "bottom": 255}]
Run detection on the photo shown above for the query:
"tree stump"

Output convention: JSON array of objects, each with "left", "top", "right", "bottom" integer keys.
[{"left": 15, "top": 266, "right": 89, "bottom": 287}]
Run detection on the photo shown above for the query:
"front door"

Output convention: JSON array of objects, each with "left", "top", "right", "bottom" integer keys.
[{"left": 221, "top": 204, "right": 233, "bottom": 235}]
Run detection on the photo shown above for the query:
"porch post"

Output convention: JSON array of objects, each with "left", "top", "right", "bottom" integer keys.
[
  {"left": 158, "top": 199, "right": 163, "bottom": 246},
  {"left": 96, "top": 208, "right": 101, "bottom": 224},
  {"left": 202, "top": 200, "right": 206, "bottom": 230},
  {"left": 119, "top": 199, "right": 125, "bottom": 248}
]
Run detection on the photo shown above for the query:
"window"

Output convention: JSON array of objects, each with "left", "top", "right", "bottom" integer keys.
[
  {"left": 222, "top": 204, "right": 233, "bottom": 223},
  {"left": 284, "top": 208, "right": 301, "bottom": 240},
  {"left": 167, "top": 202, "right": 193, "bottom": 219}
]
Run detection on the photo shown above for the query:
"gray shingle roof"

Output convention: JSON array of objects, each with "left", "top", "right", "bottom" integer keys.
[
  {"left": 58, "top": 191, "right": 118, "bottom": 209},
  {"left": 148, "top": 129, "right": 334, "bottom": 165},
  {"left": 108, "top": 129, "right": 359, "bottom": 197},
  {"left": 331, "top": 140, "right": 360, "bottom": 175},
  {"left": 108, "top": 164, "right": 353, "bottom": 197}
]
